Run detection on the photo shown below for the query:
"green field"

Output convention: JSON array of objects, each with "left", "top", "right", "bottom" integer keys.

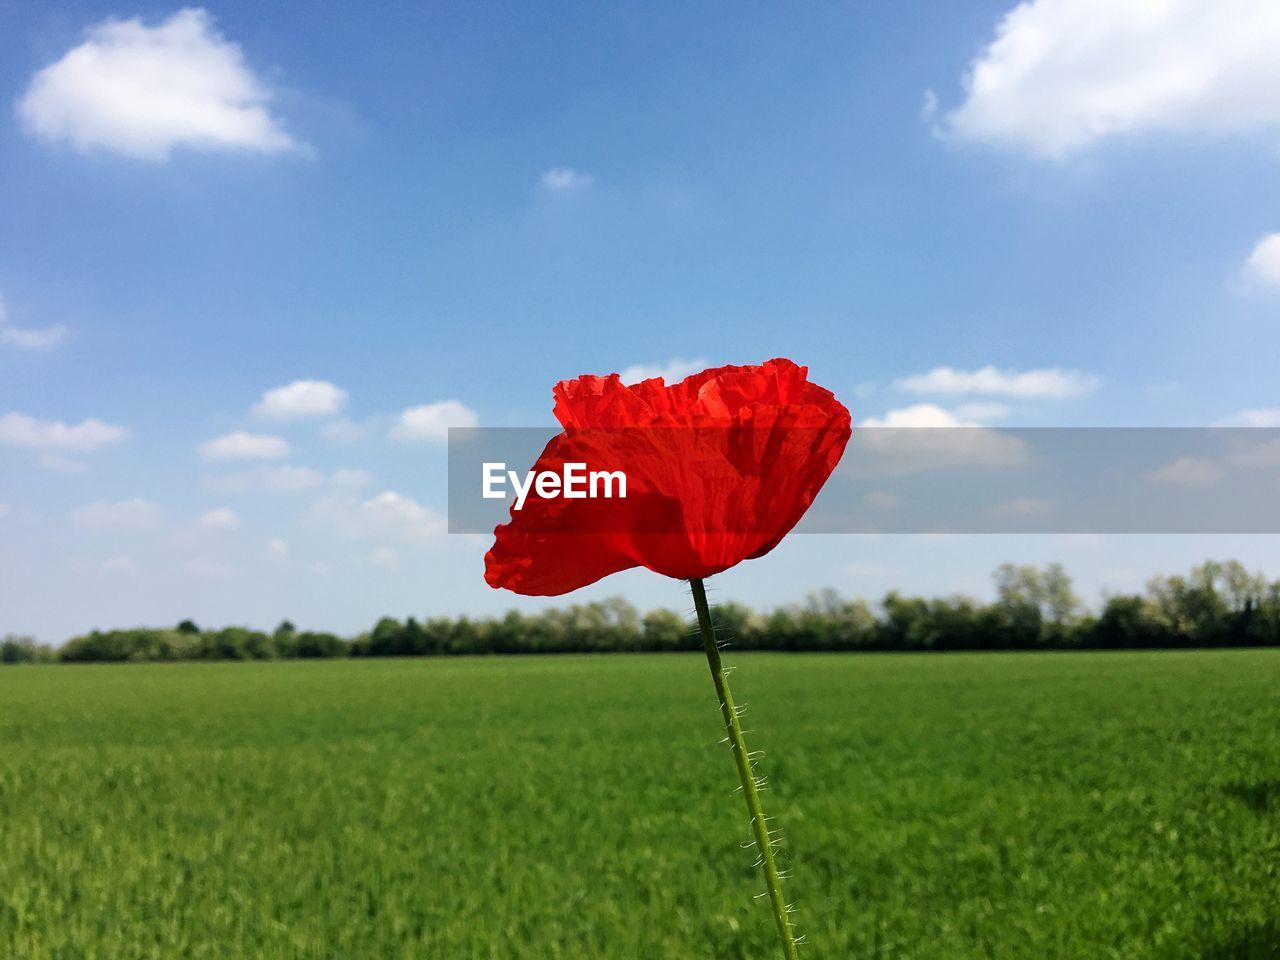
[{"left": 1, "top": 651, "right": 1278, "bottom": 959}]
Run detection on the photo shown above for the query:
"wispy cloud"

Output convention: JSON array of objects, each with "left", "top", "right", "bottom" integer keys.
[
  {"left": 18, "top": 7, "right": 298, "bottom": 160},
  {"left": 952, "top": 401, "right": 1011, "bottom": 422},
  {"left": 541, "top": 167, "right": 595, "bottom": 191},
  {"left": 0, "top": 324, "right": 69, "bottom": 351},
  {"left": 182, "top": 557, "right": 238, "bottom": 580},
  {"left": 367, "top": 545, "right": 400, "bottom": 570},
  {"left": 864, "top": 491, "right": 901, "bottom": 510},
  {"left": 896, "top": 365, "right": 1099, "bottom": 399},
  {"left": 308, "top": 489, "right": 445, "bottom": 542},
  {"left": 72, "top": 498, "right": 163, "bottom": 531},
  {"left": 319, "top": 418, "right": 369, "bottom": 442},
  {"left": 208, "top": 465, "right": 369, "bottom": 495},
  {"left": 39, "top": 454, "right": 87, "bottom": 474},
  {"left": 1213, "top": 407, "right": 1280, "bottom": 428},
  {"left": 0, "top": 294, "right": 69, "bottom": 351},
  {"left": 195, "top": 506, "right": 242, "bottom": 531},
  {"left": 0, "top": 412, "right": 127, "bottom": 451},
  {"left": 987, "top": 496, "right": 1060, "bottom": 518},
  {"left": 1148, "top": 457, "right": 1224, "bottom": 487},
  {"left": 100, "top": 555, "right": 140, "bottom": 576}
]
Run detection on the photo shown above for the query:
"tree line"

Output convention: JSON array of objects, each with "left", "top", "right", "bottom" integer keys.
[{"left": 4, "top": 559, "right": 1280, "bottom": 665}]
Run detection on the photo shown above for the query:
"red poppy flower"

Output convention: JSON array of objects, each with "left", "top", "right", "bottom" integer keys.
[{"left": 484, "top": 358, "right": 852, "bottom": 595}]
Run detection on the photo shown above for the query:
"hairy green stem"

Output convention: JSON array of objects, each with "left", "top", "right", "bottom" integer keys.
[{"left": 690, "top": 577, "right": 800, "bottom": 960}]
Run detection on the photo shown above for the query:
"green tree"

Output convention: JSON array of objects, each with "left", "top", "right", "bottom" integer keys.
[
  {"left": 642, "top": 609, "right": 687, "bottom": 652},
  {"left": 1, "top": 635, "right": 54, "bottom": 664}
]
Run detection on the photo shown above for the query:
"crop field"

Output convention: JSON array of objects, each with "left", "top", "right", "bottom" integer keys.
[{"left": 1, "top": 650, "right": 1278, "bottom": 959}]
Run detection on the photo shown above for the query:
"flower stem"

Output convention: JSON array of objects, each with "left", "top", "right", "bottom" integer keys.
[{"left": 689, "top": 577, "right": 800, "bottom": 960}]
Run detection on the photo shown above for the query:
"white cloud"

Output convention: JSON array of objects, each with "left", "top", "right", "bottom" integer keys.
[
  {"left": 208, "top": 465, "right": 367, "bottom": 494},
  {"left": 198, "top": 430, "right": 289, "bottom": 461},
  {"left": 896, "top": 365, "right": 1099, "bottom": 399},
  {"left": 952, "top": 401, "right": 1011, "bottom": 422},
  {"left": 390, "top": 401, "right": 477, "bottom": 441},
  {"left": 920, "top": 89, "right": 939, "bottom": 122},
  {"left": 252, "top": 379, "right": 348, "bottom": 419},
  {"left": 308, "top": 489, "right": 445, "bottom": 543},
  {"left": 1148, "top": 456, "right": 1224, "bottom": 487},
  {"left": 368, "top": 545, "right": 400, "bottom": 570},
  {"left": 359, "top": 491, "right": 445, "bottom": 540},
  {"left": 319, "top": 417, "right": 368, "bottom": 442},
  {"left": 541, "top": 167, "right": 595, "bottom": 190},
  {"left": 264, "top": 537, "right": 289, "bottom": 561},
  {"left": 209, "top": 464, "right": 322, "bottom": 493},
  {"left": 942, "top": 0, "right": 1280, "bottom": 159},
  {"left": 0, "top": 324, "right": 69, "bottom": 351},
  {"left": 196, "top": 506, "right": 241, "bottom": 530},
  {"left": 73, "top": 498, "right": 162, "bottom": 530},
  {"left": 1213, "top": 407, "right": 1280, "bottom": 428},
  {"left": 39, "top": 453, "right": 87, "bottom": 474},
  {"left": 182, "top": 557, "right": 237, "bottom": 580},
  {"left": 988, "top": 496, "right": 1060, "bottom": 517},
  {"left": 1226, "top": 437, "right": 1280, "bottom": 469},
  {"left": 0, "top": 294, "right": 69, "bottom": 351},
  {"left": 1241, "top": 233, "right": 1280, "bottom": 290},
  {"left": 619, "top": 357, "right": 708, "bottom": 385},
  {"left": 18, "top": 8, "right": 297, "bottom": 161},
  {"left": 0, "top": 412, "right": 128, "bottom": 451},
  {"left": 100, "top": 555, "right": 139, "bottom": 575},
  {"left": 330, "top": 468, "right": 372, "bottom": 489},
  {"left": 864, "top": 490, "right": 902, "bottom": 509}
]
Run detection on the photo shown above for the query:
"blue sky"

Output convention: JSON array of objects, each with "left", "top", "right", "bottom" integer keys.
[{"left": 3, "top": 0, "right": 1280, "bottom": 642}]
